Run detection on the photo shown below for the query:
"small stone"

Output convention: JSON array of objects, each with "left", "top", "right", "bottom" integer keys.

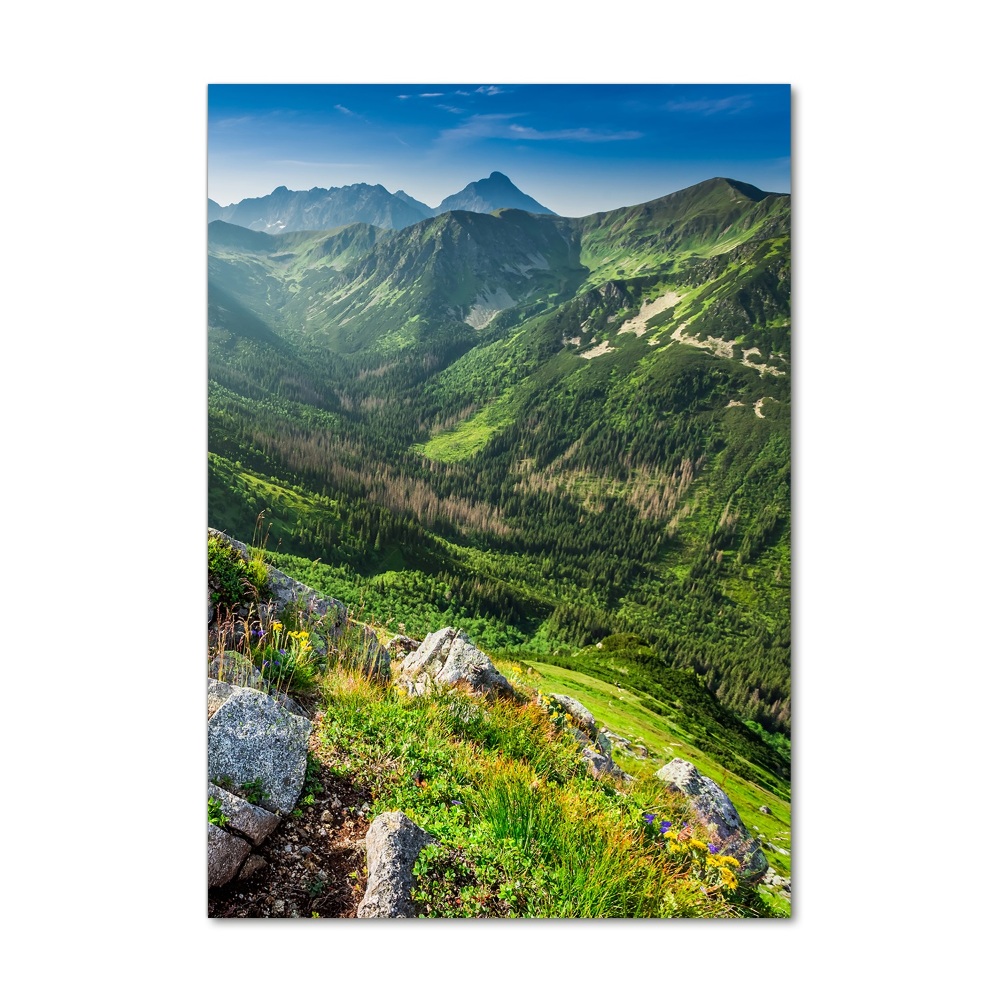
[
  {"left": 238, "top": 855, "right": 268, "bottom": 881},
  {"left": 208, "top": 823, "right": 252, "bottom": 888},
  {"left": 759, "top": 805, "right": 772, "bottom": 815},
  {"left": 273, "top": 900, "right": 285, "bottom": 915},
  {"left": 320, "top": 810, "right": 334, "bottom": 823},
  {"left": 283, "top": 843, "right": 294, "bottom": 853},
  {"left": 357, "top": 812, "right": 435, "bottom": 918},
  {"left": 208, "top": 782, "right": 280, "bottom": 845},
  {"left": 300, "top": 846, "right": 312, "bottom": 856}
]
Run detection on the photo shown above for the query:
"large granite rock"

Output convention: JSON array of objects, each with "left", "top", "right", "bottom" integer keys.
[
  {"left": 655, "top": 757, "right": 768, "bottom": 881},
  {"left": 207, "top": 823, "right": 251, "bottom": 888},
  {"left": 208, "top": 782, "right": 280, "bottom": 845},
  {"left": 207, "top": 678, "right": 307, "bottom": 721},
  {"left": 357, "top": 812, "right": 434, "bottom": 918},
  {"left": 397, "top": 627, "right": 514, "bottom": 699},
  {"left": 207, "top": 689, "right": 311, "bottom": 815}
]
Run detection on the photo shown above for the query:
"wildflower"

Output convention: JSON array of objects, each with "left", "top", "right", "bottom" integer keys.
[
  {"left": 272, "top": 622, "right": 283, "bottom": 631},
  {"left": 642, "top": 813, "right": 655, "bottom": 824},
  {"left": 690, "top": 838, "right": 707, "bottom": 851},
  {"left": 659, "top": 821, "right": 671, "bottom": 833},
  {"left": 708, "top": 843, "right": 718, "bottom": 854}
]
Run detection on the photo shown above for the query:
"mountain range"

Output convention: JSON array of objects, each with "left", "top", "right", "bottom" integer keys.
[
  {"left": 207, "top": 176, "right": 791, "bottom": 735},
  {"left": 208, "top": 171, "right": 554, "bottom": 233}
]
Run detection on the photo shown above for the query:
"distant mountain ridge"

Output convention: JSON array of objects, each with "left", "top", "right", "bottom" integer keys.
[{"left": 209, "top": 172, "right": 552, "bottom": 234}]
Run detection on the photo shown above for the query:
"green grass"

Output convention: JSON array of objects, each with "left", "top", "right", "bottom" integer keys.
[
  {"left": 415, "top": 392, "right": 516, "bottom": 462},
  {"left": 512, "top": 656, "right": 791, "bottom": 880},
  {"left": 315, "top": 667, "right": 784, "bottom": 917}
]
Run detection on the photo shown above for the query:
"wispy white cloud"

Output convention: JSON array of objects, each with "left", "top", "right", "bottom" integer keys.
[
  {"left": 664, "top": 95, "right": 753, "bottom": 115},
  {"left": 419, "top": 92, "right": 444, "bottom": 97},
  {"left": 334, "top": 104, "right": 359, "bottom": 116},
  {"left": 440, "top": 113, "right": 641, "bottom": 144},
  {"left": 436, "top": 104, "right": 464, "bottom": 114},
  {"left": 475, "top": 85, "right": 507, "bottom": 96}
]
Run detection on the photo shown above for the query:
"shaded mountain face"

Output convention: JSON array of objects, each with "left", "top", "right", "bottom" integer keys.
[
  {"left": 207, "top": 176, "right": 791, "bottom": 734},
  {"left": 435, "top": 171, "right": 554, "bottom": 215}
]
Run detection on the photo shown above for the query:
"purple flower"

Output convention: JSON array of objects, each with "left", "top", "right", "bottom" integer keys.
[
  {"left": 708, "top": 843, "right": 718, "bottom": 854},
  {"left": 642, "top": 813, "right": 655, "bottom": 824},
  {"left": 660, "top": 821, "right": 671, "bottom": 833},
  {"left": 451, "top": 799, "right": 462, "bottom": 806}
]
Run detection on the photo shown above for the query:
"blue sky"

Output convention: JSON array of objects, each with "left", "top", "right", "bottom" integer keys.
[{"left": 209, "top": 84, "right": 790, "bottom": 218}]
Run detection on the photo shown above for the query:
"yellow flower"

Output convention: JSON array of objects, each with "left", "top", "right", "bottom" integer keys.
[
  {"left": 690, "top": 839, "right": 707, "bottom": 851},
  {"left": 272, "top": 622, "right": 283, "bottom": 631},
  {"left": 720, "top": 856, "right": 740, "bottom": 867}
]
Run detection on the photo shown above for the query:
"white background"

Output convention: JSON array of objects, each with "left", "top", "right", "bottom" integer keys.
[{"left": 2, "top": 1, "right": 995, "bottom": 994}]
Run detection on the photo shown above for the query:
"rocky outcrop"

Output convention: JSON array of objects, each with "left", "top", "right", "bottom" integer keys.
[
  {"left": 397, "top": 627, "right": 515, "bottom": 699},
  {"left": 207, "top": 689, "right": 311, "bottom": 815},
  {"left": 600, "top": 727, "right": 651, "bottom": 759},
  {"left": 654, "top": 757, "right": 767, "bottom": 881},
  {"left": 549, "top": 694, "right": 597, "bottom": 739},
  {"left": 386, "top": 634, "right": 420, "bottom": 660},
  {"left": 543, "top": 693, "right": 633, "bottom": 783},
  {"left": 581, "top": 745, "right": 633, "bottom": 782},
  {"left": 208, "top": 528, "right": 389, "bottom": 680},
  {"left": 357, "top": 812, "right": 434, "bottom": 918}
]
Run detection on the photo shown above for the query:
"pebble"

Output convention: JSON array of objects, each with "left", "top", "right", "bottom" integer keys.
[
  {"left": 283, "top": 843, "right": 294, "bottom": 853},
  {"left": 300, "top": 846, "right": 312, "bottom": 856},
  {"left": 273, "top": 900, "right": 285, "bottom": 915},
  {"left": 320, "top": 810, "right": 334, "bottom": 823}
]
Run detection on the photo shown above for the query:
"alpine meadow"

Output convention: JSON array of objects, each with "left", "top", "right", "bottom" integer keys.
[{"left": 206, "top": 84, "right": 792, "bottom": 918}]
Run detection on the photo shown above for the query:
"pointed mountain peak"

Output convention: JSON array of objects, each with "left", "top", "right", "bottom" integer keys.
[{"left": 436, "top": 172, "right": 554, "bottom": 216}]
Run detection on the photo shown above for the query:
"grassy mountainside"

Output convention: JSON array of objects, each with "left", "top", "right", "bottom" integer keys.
[
  {"left": 207, "top": 176, "right": 791, "bottom": 735},
  {"left": 208, "top": 533, "right": 790, "bottom": 916}
]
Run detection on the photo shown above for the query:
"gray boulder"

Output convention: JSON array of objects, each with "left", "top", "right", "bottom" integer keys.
[
  {"left": 357, "top": 812, "right": 434, "bottom": 918},
  {"left": 207, "top": 823, "right": 251, "bottom": 888},
  {"left": 397, "top": 627, "right": 514, "bottom": 699},
  {"left": 208, "top": 782, "right": 280, "bottom": 845},
  {"left": 207, "top": 678, "right": 308, "bottom": 720},
  {"left": 654, "top": 757, "right": 767, "bottom": 881},
  {"left": 208, "top": 679, "right": 236, "bottom": 718},
  {"left": 582, "top": 745, "right": 634, "bottom": 783},
  {"left": 207, "top": 689, "right": 312, "bottom": 815},
  {"left": 548, "top": 694, "right": 597, "bottom": 739}
]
